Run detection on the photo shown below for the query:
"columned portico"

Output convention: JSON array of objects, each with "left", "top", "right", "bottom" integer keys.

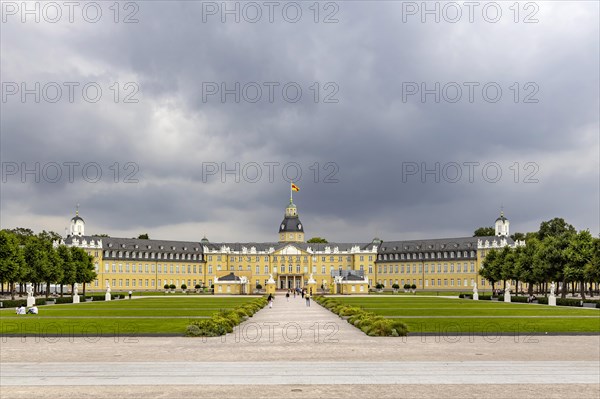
[{"left": 278, "top": 275, "right": 304, "bottom": 289}]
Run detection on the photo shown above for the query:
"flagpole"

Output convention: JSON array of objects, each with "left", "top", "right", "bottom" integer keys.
[{"left": 290, "top": 181, "right": 293, "bottom": 202}]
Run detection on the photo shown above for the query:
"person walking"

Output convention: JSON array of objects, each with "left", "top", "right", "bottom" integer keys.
[
  {"left": 267, "top": 293, "right": 274, "bottom": 308},
  {"left": 293, "top": 289, "right": 296, "bottom": 298},
  {"left": 305, "top": 293, "right": 310, "bottom": 307},
  {"left": 286, "top": 290, "right": 290, "bottom": 302},
  {"left": 301, "top": 289, "right": 305, "bottom": 299}
]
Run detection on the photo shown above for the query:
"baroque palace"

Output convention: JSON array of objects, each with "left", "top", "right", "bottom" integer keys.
[{"left": 58, "top": 195, "right": 523, "bottom": 294}]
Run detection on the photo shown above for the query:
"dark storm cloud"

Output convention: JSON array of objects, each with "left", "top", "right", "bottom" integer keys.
[{"left": 1, "top": 1, "right": 598, "bottom": 241}]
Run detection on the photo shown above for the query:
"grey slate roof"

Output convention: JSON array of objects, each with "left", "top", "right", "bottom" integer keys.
[
  {"left": 279, "top": 216, "right": 304, "bottom": 233},
  {"left": 378, "top": 236, "right": 513, "bottom": 254},
  {"left": 202, "top": 241, "right": 377, "bottom": 253},
  {"left": 218, "top": 272, "right": 241, "bottom": 281},
  {"left": 343, "top": 273, "right": 366, "bottom": 281}
]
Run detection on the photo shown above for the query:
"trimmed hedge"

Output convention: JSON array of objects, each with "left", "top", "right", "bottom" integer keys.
[
  {"left": 0, "top": 298, "right": 47, "bottom": 308},
  {"left": 459, "top": 294, "right": 493, "bottom": 300},
  {"left": 535, "top": 297, "right": 600, "bottom": 308},
  {"left": 186, "top": 297, "right": 268, "bottom": 337},
  {"left": 313, "top": 296, "right": 408, "bottom": 337}
]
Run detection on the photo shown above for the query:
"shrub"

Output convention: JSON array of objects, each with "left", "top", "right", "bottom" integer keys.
[
  {"left": 403, "top": 284, "right": 410, "bottom": 290},
  {"left": 181, "top": 284, "right": 187, "bottom": 290},
  {"left": 256, "top": 284, "right": 262, "bottom": 290},
  {"left": 338, "top": 306, "right": 362, "bottom": 317},
  {"left": 537, "top": 297, "right": 548, "bottom": 305},
  {"left": 169, "top": 284, "right": 176, "bottom": 290},
  {"left": 392, "top": 284, "right": 400, "bottom": 290},
  {"left": 411, "top": 284, "right": 416, "bottom": 290},
  {"left": 375, "top": 283, "right": 384, "bottom": 290},
  {"left": 195, "top": 284, "right": 201, "bottom": 289},
  {"left": 186, "top": 298, "right": 268, "bottom": 337},
  {"left": 164, "top": 284, "right": 169, "bottom": 290},
  {"left": 54, "top": 297, "right": 73, "bottom": 304}
]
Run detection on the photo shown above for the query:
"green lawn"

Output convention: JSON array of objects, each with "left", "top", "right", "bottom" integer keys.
[
  {"left": 0, "top": 297, "right": 261, "bottom": 336},
  {"left": 331, "top": 297, "right": 600, "bottom": 333}
]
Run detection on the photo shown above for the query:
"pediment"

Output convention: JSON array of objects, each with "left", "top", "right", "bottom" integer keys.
[{"left": 275, "top": 244, "right": 306, "bottom": 255}]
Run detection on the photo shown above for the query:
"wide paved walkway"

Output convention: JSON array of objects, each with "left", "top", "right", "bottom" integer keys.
[{"left": 1, "top": 293, "right": 599, "bottom": 399}]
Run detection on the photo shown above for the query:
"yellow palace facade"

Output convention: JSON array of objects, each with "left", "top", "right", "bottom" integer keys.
[{"left": 59, "top": 196, "right": 522, "bottom": 293}]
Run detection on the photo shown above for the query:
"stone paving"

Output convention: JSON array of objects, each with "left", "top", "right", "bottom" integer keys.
[{"left": 1, "top": 292, "right": 599, "bottom": 398}]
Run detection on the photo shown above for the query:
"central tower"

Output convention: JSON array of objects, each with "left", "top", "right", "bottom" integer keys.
[{"left": 278, "top": 198, "right": 305, "bottom": 243}]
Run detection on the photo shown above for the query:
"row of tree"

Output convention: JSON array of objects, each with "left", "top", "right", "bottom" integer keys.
[
  {"left": 0, "top": 229, "right": 96, "bottom": 299},
  {"left": 479, "top": 218, "right": 600, "bottom": 299}
]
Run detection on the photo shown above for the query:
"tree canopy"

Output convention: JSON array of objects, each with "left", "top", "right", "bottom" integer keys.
[{"left": 473, "top": 227, "right": 495, "bottom": 237}]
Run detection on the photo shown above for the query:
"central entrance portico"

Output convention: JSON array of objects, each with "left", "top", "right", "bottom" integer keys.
[{"left": 278, "top": 274, "right": 304, "bottom": 289}]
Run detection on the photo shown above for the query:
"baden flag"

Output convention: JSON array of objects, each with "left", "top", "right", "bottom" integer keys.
[{"left": 291, "top": 183, "right": 300, "bottom": 192}]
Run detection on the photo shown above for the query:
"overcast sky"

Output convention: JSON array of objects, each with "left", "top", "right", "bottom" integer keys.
[{"left": 1, "top": 1, "right": 598, "bottom": 243}]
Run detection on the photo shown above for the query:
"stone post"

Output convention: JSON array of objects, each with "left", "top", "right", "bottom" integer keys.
[
  {"left": 266, "top": 274, "right": 276, "bottom": 295},
  {"left": 306, "top": 274, "right": 317, "bottom": 297}
]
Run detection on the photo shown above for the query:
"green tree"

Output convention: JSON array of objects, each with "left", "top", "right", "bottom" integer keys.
[
  {"left": 564, "top": 230, "right": 594, "bottom": 299},
  {"left": 473, "top": 227, "right": 495, "bottom": 237},
  {"left": 479, "top": 249, "right": 501, "bottom": 292},
  {"left": 307, "top": 237, "right": 328, "bottom": 243},
  {"left": 37, "top": 230, "right": 62, "bottom": 244},
  {"left": 23, "top": 236, "right": 63, "bottom": 297},
  {"left": 536, "top": 218, "right": 576, "bottom": 298},
  {"left": 514, "top": 237, "right": 545, "bottom": 295},
  {"left": 538, "top": 235, "right": 572, "bottom": 298},
  {"left": 511, "top": 232, "right": 526, "bottom": 242},
  {"left": 56, "top": 245, "right": 76, "bottom": 296},
  {"left": 72, "top": 247, "right": 97, "bottom": 296},
  {"left": 137, "top": 233, "right": 149, "bottom": 239},
  {"left": 538, "top": 218, "right": 575, "bottom": 241},
  {"left": 92, "top": 234, "right": 110, "bottom": 237},
  {"left": 498, "top": 246, "right": 518, "bottom": 290},
  {"left": 7, "top": 227, "right": 34, "bottom": 246},
  {"left": 0, "top": 230, "right": 26, "bottom": 299}
]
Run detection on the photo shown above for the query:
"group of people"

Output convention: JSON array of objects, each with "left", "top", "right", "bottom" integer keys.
[
  {"left": 15, "top": 305, "right": 38, "bottom": 315},
  {"left": 268, "top": 287, "right": 313, "bottom": 308}
]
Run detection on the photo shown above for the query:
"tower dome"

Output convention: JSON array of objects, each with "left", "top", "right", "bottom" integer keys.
[
  {"left": 69, "top": 206, "right": 85, "bottom": 237},
  {"left": 278, "top": 199, "right": 305, "bottom": 243},
  {"left": 494, "top": 210, "right": 509, "bottom": 237}
]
